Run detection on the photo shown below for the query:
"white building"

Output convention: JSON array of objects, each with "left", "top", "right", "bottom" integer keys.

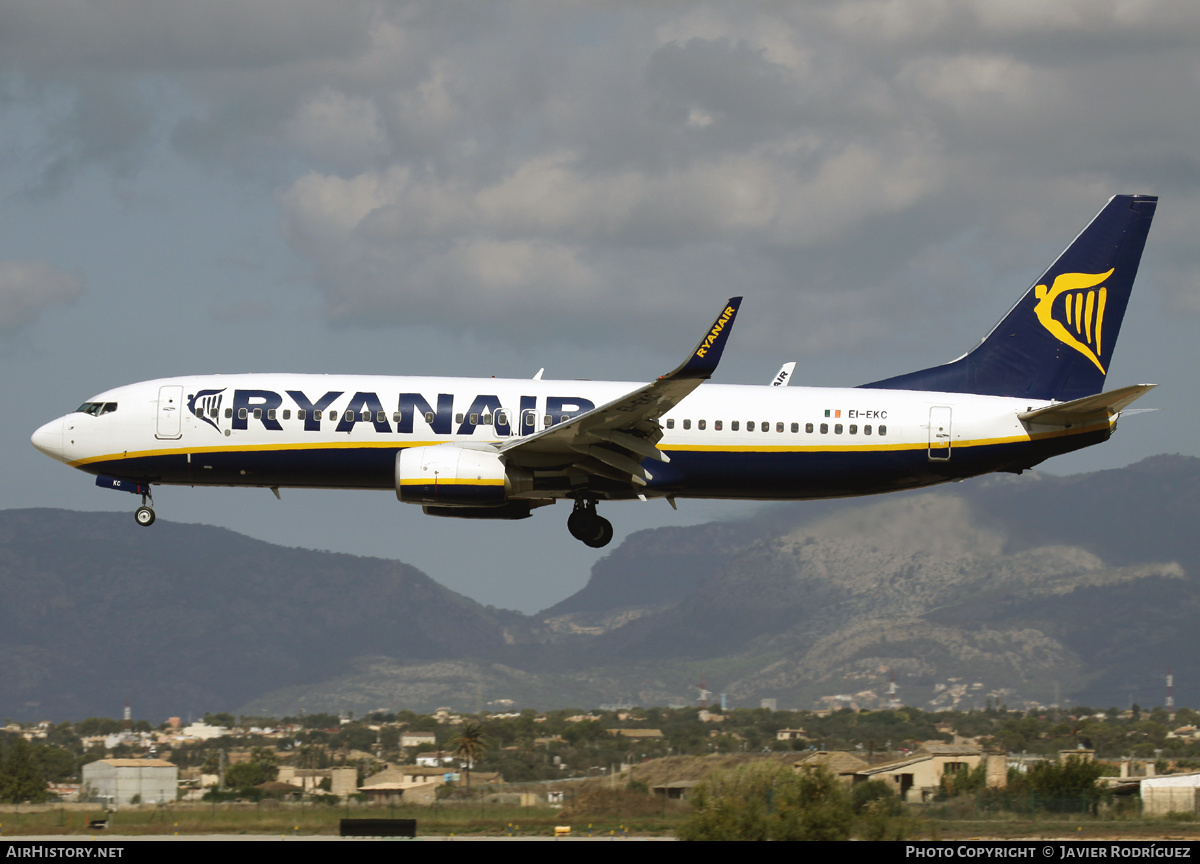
[
  {"left": 1141, "top": 773, "right": 1200, "bottom": 817},
  {"left": 82, "top": 758, "right": 178, "bottom": 806},
  {"left": 179, "top": 721, "right": 226, "bottom": 740},
  {"left": 400, "top": 732, "right": 436, "bottom": 749}
]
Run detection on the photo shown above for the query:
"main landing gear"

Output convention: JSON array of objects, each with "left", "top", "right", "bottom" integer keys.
[
  {"left": 567, "top": 499, "right": 613, "bottom": 548},
  {"left": 134, "top": 490, "right": 155, "bottom": 527}
]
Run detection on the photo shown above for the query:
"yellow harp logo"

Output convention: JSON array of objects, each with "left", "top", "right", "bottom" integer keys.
[{"left": 1033, "top": 269, "right": 1113, "bottom": 374}]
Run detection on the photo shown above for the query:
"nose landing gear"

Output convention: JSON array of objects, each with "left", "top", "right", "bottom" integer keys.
[{"left": 567, "top": 499, "right": 613, "bottom": 548}]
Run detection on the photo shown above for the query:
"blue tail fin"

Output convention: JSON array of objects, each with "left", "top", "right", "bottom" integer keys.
[{"left": 862, "top": 195, "right": 1157, "bottom": 401}]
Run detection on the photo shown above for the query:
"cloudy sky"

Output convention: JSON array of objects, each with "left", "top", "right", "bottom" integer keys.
[{"left": 4, "top": 1, "right": 1199, "bottom": 613}]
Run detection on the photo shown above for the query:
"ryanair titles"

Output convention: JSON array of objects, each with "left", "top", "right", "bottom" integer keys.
[{"left": 188, "top": 388, "right": 595, "bottom": 437}]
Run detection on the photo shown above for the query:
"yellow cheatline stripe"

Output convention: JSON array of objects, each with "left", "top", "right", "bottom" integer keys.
[
  {"left": 662, "top": 420, "right": 1112, "bottom": 454},
  {"left": 664, "top": 441, "right": 915, "bottom": 453},
  {"left": 67, "top": 438, "right": 447, "bottom": 468}
]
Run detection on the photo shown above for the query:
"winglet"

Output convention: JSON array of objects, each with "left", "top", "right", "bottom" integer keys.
[
  {"left": 670, "top": 297, "right": 742, "bottom": 380},
  {"left": 771, "top": 361, "right": 796, "bottom": 387}
]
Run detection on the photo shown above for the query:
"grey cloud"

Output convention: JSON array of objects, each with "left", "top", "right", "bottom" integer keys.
[
  {"left": 33, "top": 79, "right": 156, "bottom": 193},
  {"left": 0, "top": 0, "right": 372, "bottom": 73},
  {"left": 0, "top": 260, "right": 84, "bottom": 332},
  {"left": 646, "top": 37, "right": 804, "bottom": 146},
  {"left": 4, "top": 1, "right": 1199, "bottom": 353}
]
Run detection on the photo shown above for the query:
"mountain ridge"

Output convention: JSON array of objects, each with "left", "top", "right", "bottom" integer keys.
[{"left": 3, "top": 454, "right": 1197, "bottom": 719}]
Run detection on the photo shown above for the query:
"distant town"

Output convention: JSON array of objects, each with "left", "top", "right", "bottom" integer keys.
[{"left": 4, "top": 701, "right": 1200, "bottom": 810}]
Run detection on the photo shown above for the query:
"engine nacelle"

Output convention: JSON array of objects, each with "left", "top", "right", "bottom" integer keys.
[{"left": 396, "top": 444, "right": 531, "bottom": 509}]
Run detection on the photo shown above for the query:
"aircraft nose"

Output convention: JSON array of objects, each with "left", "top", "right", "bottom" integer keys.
[{"left": 31, "top": 417, "right": 66, "bottom": 463}]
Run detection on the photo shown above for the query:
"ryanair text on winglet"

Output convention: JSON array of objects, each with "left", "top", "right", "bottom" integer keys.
[{"left": 695, "top": 305, "right": 737, "bottom": 359}]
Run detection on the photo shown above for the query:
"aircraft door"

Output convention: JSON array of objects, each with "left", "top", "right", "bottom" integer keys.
[
  {"left": 928, "top": 406, "right": 951, "bottom": 460},
  {"left": 156, "top": 385, "right": 184, "bottom": 440}
]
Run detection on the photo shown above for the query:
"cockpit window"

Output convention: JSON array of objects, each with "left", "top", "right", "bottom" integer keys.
[{"left": 75, "top": 402, "right": 118, "bottom": 416}]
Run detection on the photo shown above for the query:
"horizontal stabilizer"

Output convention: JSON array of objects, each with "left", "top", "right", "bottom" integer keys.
[{"left": 1018, "top": 383, "right": 1156, "bottom": 426}]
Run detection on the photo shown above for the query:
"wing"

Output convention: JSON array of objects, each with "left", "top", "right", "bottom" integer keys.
[{"left": 499, "top": 298, "right": 742, "bottom": 489}]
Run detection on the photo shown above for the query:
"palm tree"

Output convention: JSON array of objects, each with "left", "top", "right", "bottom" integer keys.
[{"left": 450, "top": 723, "right": 488, "bottom": 789}]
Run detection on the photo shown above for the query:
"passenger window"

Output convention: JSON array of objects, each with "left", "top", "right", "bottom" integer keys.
[
  {"left": 820, "top": 423, "right": 828, "bottom": 434},
  {"left": 864, "top": 425, "right": 871, "bottom": 435},
  {"left": 714, "top": 420, "right": 723, "bottom": 431},
  {"left": 495, "top": 412, "right": 506, "bottom": 425},
  {"left": 393, "top": 412, "right": 401, "bottom": 422},
  {"left": 456, "top": 413, "right": 464, "bottom": 423},
  {"left": 560, "top": 415, "right": 569, "bottom": 424},
  {"left": 482, "top": 414, "right": 492, "bottom": 425},
  {"left": 210, "top": 408, "right": 218, "bottom": 418},
  {"left": 849, "top": 424, "right": 857, "bottom": 435},
  {"left": 282, "top": 409, "right": 290, "bottom": 420},
  {"left": 225, "top": 408, "right": 233, "bottom": 419},
  {"left": 698, "top": 419, "right": 706, "bottom": 430},
  {"left": 747, "top": 421, "right": 755, "bottom": 432},
  {"left": 470, "top": 413, "right": 479, "bottom": 425},
  {"left": 253, "top": 408, "right": 262, "bottom": 420},
  {"left": 298, "top": 409, "right": 307, "bottom": 421},
  {"left": 791, "top": 422, "right": 799, "bottom": 433},
  {"left": 731, "top": 421, "right": 740, "bottom": 431},
  {"left": 239, "top": 408, "right": 248, "bottom": 420},
  {"left": 879, "top": 425, "right": 887, "bottom": 436},
  {"left": 359, "top": 411, "right": 369, "bottom": 421},
  {"left": 666, "top": 419, "right": 675, "bottom": 429},
  {"left": 315, "top": 410, "right": 323, "bottom": 420},
  {"left": 776, "top": 422, "right": 784, "bottom": 433},
  {"left": 683, "top": 419, "right": 691, "bottom": 430},
  {"left": 377, "top": 411, "right": 386, "bottom": 423},
  {"left": 835, "top": 424, "right": 843, "bottom": 434},
  {"left": 805, "top": 423, "right": 813, "bottom": 433},
  {"left": 268, "top": 409, "right": 277, "bottom": 420},
  {"left": 544, "top": 414, "right": 552, "bottom": 426},
  {"left": 423, "top": 411, "right": 434, "bottom": 423}
]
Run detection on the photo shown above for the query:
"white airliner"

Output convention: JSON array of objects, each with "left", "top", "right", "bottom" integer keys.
[{"left": 32, "top": 195, "right": 1157, "bottom": 548}]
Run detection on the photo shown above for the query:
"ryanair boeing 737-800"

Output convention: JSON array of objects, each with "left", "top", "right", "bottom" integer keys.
[{"left": 32, "top": 195, "right": 1158, "bottom": 548}]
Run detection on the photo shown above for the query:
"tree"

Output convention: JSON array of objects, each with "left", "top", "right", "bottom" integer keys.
[
  {"left": 0, "top": 736, "right": 50, "bottom": 803},
  {"left": 225, "top": 747, "right": 280, "bottom": 789},
  {"left": 33, "top": 745, "right": 77, "bottom": 784},
  {"left": 678, "top": 763, "right": 853, "bottom": 841},
  {"left": 450, "top": 723, "right": 488, "bottom": 789},
  {"left": 1009, "top": 756, "right": 1107, "bottom": 813},
  {"left": 225, "top": 762, "right": 271, "bottom": 789},
  {"left": 248, "top": 746, "right": 280, "bottom": 778},
  {"left": 938, "top": 763, "right": 988, "bottom": 798}
]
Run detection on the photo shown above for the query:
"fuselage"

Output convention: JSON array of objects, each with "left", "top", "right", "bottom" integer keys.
[
  {"left": 27, "top": 195, "right": 1156, "bottom": 547},
  {"left": 30, "top": 373, "right": 1111, "bottom": 502}
]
